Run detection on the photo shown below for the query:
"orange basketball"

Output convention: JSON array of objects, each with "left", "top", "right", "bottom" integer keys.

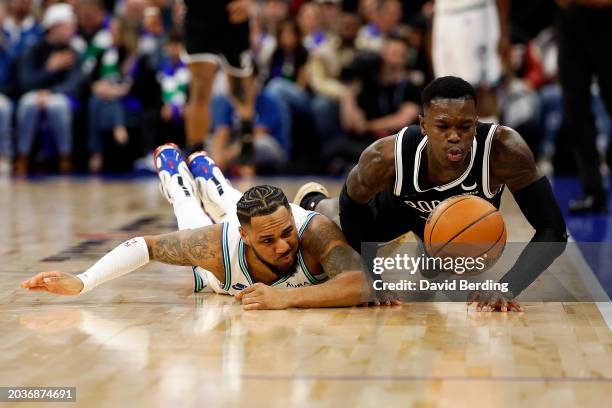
[{"left": 423, "top": 195, "right": 506, "bottom": 274}]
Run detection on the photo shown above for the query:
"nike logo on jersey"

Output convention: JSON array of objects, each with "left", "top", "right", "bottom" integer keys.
[{"left": 461, "top": 181, "right": 477, "bottom": 191}]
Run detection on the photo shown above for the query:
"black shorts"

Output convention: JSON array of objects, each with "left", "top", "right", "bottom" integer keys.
[
  {"left": 339, "top": 184, "right": 424, "bottom": 253},
  {"left": 183, "top": 1, "right": 252, "bottom": 77}
]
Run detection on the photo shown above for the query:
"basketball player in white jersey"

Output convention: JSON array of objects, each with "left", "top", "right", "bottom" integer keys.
[
  {"left": 21, "top": 144, "right": 392, "bottom": 309},
  {"left": 431, "top": 0, "right": 509, "bottom": 121},
  {"left": 296, "top": 76, "right": 568, "bottom": 312}
]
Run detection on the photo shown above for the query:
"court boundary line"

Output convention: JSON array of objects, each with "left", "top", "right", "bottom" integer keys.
[{"left": 563, "top": 236, "right": 612, "bottom": 330}]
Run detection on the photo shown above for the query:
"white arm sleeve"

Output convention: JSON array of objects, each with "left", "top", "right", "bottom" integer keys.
[{"left": 77, "top": 237, "right": 150, "bottom": 294}]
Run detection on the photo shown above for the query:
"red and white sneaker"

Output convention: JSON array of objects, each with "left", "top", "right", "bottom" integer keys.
[
  {"left": 153, "top": 143, "right": 197, "bottom": 204},
  {"left": 187, "top": 151, "right": 229, "bottom": 222}
]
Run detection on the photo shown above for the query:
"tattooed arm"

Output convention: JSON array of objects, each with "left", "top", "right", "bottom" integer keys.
[
  {"left": 21, "top": 225, "right": 225, "bottom": 296},
  {"left": 346, "top": 136, "right": 396, "bottom": 203},
  {"left": 236, "top": 215, "right": 368, "bottom": 309},
  {"left": 144, "top": 224, "right": 225, "bottom": 281}
]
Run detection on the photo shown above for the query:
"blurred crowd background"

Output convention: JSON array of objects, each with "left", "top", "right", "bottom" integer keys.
[{"left": 0, "top": 0, "right": 609, "bottom": 179}]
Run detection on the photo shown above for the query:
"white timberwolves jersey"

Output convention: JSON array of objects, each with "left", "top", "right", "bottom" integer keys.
[
  {"left": 435, "top": 0, "right": 491, "bottom": 14},
  {"left": 432, "top": 0, "right": 502, "bottom": 85},
  {"left": 192, "top": 204, "right": 327, "bottom": 295}
]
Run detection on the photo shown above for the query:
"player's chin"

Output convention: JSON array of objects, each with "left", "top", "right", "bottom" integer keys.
[{"left": 276, "top": 254, "right": 296, "bottom": 271}]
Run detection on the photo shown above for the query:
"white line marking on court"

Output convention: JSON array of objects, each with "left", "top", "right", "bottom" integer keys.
[
  {"left": 565, "top": 235, "right": 612, "bottom": 330},
  {"left": 596, "top": 302, "right": 612, "bottom": 331}
]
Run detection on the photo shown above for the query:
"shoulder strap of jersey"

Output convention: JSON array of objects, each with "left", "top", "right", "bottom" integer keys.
[
  {"left": 480, "top": 122, "right": 501, "bottom": 199},
  {"left": 393, "top": 125, "right": 423, "bottom": 196},
  {"left": 220, "top": 222, "right": 233, "bottom": 291}
]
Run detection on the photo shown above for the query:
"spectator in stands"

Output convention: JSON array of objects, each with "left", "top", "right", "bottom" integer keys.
[
  {"left": 498, "top": 31, "right": 546, "bottom": 158},
  {"left": 266, "top": 18, "right": 309, "bottom": 87},
  {"left": 14, "top": 3, "right": 83, "bottom": 177},
  {"left": 297, "top": 1, "right": 325, "bottom": 51},
  {"left": 75, "top": 0, "right": 111, "bottom": 76},
  {"left": 315, "top": 0, "right": 342, "bottom": 36},
  {"left": 358, "top": 0, "right": 378, "bottom": 24},
  {"left": 3, "top": 0, "right": 42, "bottom": 56},
  {"left": 0, "top": 2, "right": 15, "bottom": 175},
  {"left": 263, "top": 17, "right": 310, "bottom": 155},
  {"left": 86, "top": 16, "right": 137, "bottom": 173},
  {"left": 355, "top": 0, "right": 402, "bottom": 52},
  {"left": 251, "top": 0, "right": 289, "bottom": 82},
  {"left": 139, "top": 5, "right": 165, "bottom": 69},
  {"left": 326, "top": 33, "right": 420, "bottom": 173},
  {"left": 157, "top": 29, "right": 188, "bottom": 146},
  {"left": 307, "top": 11, "right": 360, "bottom": 144}
]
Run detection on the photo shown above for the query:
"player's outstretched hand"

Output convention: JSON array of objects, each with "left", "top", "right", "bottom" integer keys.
[
  {"left": 360, "top": 290, "right": 403, "bottom": 307},
  {"left": 20, "top": 271, "right": 84, "bottom": 296},
  {"left": 467, "top": 290, "right": 523, "bottom": 312},
  {"left": 235, "top": 282, "right": 289, "bottom": 310}
]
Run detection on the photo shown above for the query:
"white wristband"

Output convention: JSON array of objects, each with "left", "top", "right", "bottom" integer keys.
[{"left": 77, "top": 237, "right": 150, "bottom": 294}]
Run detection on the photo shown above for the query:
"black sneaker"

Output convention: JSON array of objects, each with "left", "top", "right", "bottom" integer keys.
[{"left": 568, "top": 195, "right": 608, "bottom": 214}]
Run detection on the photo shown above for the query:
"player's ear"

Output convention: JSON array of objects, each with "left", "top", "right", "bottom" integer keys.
[
  {"left": 239, "top": 226, "right": 250, "bottom": 245},
  {"left": 419, "top": 113, "right": 426, "bottom": 135}
]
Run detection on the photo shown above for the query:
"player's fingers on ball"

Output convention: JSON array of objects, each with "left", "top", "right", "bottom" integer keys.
[{"left": 391, "top": 300, "right": 403, "bottom": 306}]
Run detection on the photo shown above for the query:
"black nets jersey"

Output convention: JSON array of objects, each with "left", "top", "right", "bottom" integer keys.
[{"left": 377, "top": 122, "right": 504, "bottom": 239}]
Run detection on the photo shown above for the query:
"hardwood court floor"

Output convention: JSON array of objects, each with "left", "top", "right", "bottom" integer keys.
[{"left": 0, "top": 178, "right": 610, "bottom": 408}]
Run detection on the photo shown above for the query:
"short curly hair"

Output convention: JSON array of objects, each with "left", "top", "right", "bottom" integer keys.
[
  {"left": 421, "top": 76, "right": 477, "bottom": 109},
  {"left": 236, "top": 185, "right": 290, "bottom": 225}
]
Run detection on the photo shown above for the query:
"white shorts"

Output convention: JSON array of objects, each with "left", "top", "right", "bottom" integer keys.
[{"left": 432, "top": 1, "right": 502, "bottom": 86}]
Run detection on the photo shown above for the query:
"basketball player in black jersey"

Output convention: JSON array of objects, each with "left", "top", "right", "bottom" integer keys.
[
  {"left": 297, "top": 76, "right": 568, "bottom": 312},
  {"left": 183, "top": 0, "right": 256, "bottom": 165}
]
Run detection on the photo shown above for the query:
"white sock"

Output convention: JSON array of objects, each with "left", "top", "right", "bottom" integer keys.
[
  {"left": 205, "top": 177, "right": 243, "bottom": 224},
  {"left": 168, "top": 174, "right": 212, "bottom": 230}
]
